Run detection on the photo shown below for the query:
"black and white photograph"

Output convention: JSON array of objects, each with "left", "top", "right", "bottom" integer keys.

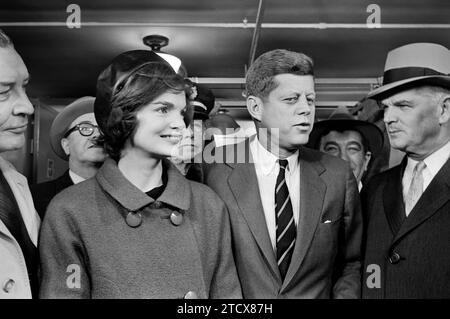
[{"left": 0, "top": 0, "right": 449, "bottom": 309}]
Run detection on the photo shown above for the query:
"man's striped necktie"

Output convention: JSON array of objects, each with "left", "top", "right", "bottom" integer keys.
[{"left": 275, "top": 159, "right": 296, "bottom": 280}]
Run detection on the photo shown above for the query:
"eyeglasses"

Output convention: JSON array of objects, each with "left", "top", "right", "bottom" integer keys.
[{"left": 64, "top": 122, "right": 99, "bottom": 138}]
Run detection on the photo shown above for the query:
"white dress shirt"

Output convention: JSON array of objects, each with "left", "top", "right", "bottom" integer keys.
[
  {"left": 402, "top": 140, "right": 450, "bottom": 208},
  {"left": 250, "top": 137, "right": 300, "bottom": 251},
  {"left": 69, "top": 170, "right": 86, "bottom": 185}
]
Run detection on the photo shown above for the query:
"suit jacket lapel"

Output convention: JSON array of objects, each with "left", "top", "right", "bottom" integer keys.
[
  {"left": 0, "top": 156, "right": 40, "bottom": 245},
  {"left": 382, "top": 161, "right": 407, "bottom": 236},
  {"left": 227, "top": 143, "right": 281, "bottom": 280},
  {"left": 392, "top": 157, "right": 450, "bottom": 245},
  {"left": 282, "top": 148, "right": 326, "bottom": 288}
]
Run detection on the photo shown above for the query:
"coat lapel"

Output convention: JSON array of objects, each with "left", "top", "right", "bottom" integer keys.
[
  {"left": 0, "top": 156, "right": 40, "bottom": 245},
  {"left": 282, "top": 148, "right": 326, "bottom": 289},
  {"left": 392, "top": 157, "right": 450, "bottom": 245},
  {"left": 226, "top": 143, "right": 281, "bottom": 280},
  {"left": 382, "top": 162, "right": 407, "bottom": 236}
]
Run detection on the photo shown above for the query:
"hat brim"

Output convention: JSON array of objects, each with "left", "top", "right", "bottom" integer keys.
[
  {"left": 50, "top": 97, "right": 95, "bottom": 160},
  {"left": 368, "top": 75, "right": 450, "bottom": 100},
  {"left": 307, "top": 119, "right": 384, "bottom": 155}
]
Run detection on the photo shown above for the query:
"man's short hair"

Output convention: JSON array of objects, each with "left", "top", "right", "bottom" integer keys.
[
  {"left": 0, "top": 28, "right": 13, "bottom": 48},
  {"left": 414, "top": 85, "right": 450, "bottom": 104},
  {"left": 245, "top": 49, "right": 314, "bottom": 99}
]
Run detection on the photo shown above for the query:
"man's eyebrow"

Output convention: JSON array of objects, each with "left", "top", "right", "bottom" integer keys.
[
  {"left": 0, "top": 81, "right": 15, "bottom": 87},
  {"left": 392, "top": 99, "right": 413, "bottom": 105},
  {"left": 347, "top": 141, "right": 363, "bottom": 147},
  {"left": 323, "top": 141, "right": 339, "bottom": 146}
]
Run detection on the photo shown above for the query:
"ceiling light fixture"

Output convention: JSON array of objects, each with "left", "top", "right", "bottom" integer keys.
[{"left": 143, "top": 34, "right": 186, "bottom": 76}]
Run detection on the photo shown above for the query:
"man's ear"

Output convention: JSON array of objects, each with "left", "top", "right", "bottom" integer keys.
[
  {"left": 61, "top": 138, "right": 70, "bottom": 156},
  {"left": 363, "top": 151, "right": 372, "bottom": 172},
  {"left": 438, "top": 95, "right": 450, "bottom": 124},
  {"left": 246, "top": 95, "right": 263, "bottom": 122}
]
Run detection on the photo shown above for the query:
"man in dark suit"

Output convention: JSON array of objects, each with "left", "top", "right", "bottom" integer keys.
[
  {"left": 204, "top": 49, "right": 362, "bottom": 298},
  {"left": 362, "top": 42, "right": 450, "bottom": 298},
  {"left": 31, "top": 97, "right": 105, "bottom": 217}
]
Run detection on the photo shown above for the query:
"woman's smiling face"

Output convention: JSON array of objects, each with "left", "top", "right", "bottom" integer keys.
[{"left": 130, "top": 90, "right": 188, "bottom": 159}]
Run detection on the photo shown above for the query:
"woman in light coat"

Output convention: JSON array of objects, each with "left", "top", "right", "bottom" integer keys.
[{"left": 38, "top": 50, "right": 242, "bottom": 299}]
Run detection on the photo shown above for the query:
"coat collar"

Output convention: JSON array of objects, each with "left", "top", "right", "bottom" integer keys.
[{"left": 96, "top": 158, "right": 191, "bottom": 212}]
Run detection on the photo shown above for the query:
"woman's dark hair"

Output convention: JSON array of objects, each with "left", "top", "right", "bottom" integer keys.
[{"left": 99, "top": 62, "right": 193, "bottom": 161}]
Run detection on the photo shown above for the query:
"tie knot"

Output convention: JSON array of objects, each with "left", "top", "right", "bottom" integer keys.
[
  {"left": 415, "top": 161, "right": 426, "bottom": 173},
  {"left": 279, "top": 159, "right": 289, "bottom": 170}
]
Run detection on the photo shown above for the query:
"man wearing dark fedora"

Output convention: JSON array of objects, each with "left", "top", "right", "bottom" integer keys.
[
  {"left": 307, "top": 111, "right": 384, "bottom": 191},
  {"left": 31, "top": 97, "right": 106, "bottom": 217},
  {"left": 362, "top": 43, "right": 450, "bottom": 298}
]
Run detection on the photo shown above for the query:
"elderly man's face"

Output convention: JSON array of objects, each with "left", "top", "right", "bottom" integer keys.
[
  {"left": 320, "top": 130, "right": 371, "bottom": 184},
  {"left": 382, "top": 87, "right": 447, "bottom": 159},
  {"left": 0, "top": 46, "right": 34, "bottom": 152},
  {"left": 61, "top": 112, "right": 105, "bottom": 166}
]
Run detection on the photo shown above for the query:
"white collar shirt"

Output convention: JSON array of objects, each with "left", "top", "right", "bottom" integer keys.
[
  {"left": 402, "top": 140, "right": 450, "bottom": 202},
  {"left": 69, "top": 170, "right": 86, "bottom": 185},
  {"left": 250, "top": 136, "right": 301, "bottom": 251}
]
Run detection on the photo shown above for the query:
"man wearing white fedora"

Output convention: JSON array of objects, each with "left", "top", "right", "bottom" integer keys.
[{"left": 362, "top": 43, "right": 450, "bottom": 298}]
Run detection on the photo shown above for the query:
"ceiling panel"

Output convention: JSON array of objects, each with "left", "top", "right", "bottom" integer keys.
[{"left": 0, "top": 0, "right": 448, "bottom": 106}]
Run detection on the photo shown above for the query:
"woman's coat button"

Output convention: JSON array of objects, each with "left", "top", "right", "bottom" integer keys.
[
  {"left": 2, "top": 279, "right": 15, "bottom": 293},
  {"left": 126, "top": 212, "right": 142, "bottom": 228},
  {"left": 170, "top": 211, "right": 183, "bottom": 226}
]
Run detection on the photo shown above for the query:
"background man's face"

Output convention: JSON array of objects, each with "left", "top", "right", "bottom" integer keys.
[
  {"left": 0, "top": 47, "right": 34, "bottom": 152},
  {"left": 174, "top": 120, "right": 205, "bottom": 162},
  {"left": 319, "top": 130, "right": 371, "bottom": 183},
  {"left": 61, "top": 112, "right": 105, "bottom": 165},
  {"left": 259, "top": 74, "right": 315, "bottom": 153}
]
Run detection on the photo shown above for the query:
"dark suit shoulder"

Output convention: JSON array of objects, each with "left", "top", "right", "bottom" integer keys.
[
  {"left": 301, "top": 147, "right": 343, "bottom": 164},
  {"left": 301, "top": 146, "right": 352, "bottom": 177},
  {"left": 31, "top": 171, "right": 72, "bottom": 195},
  {"left": 50, "top": 177, "right": 97, "bottom": 208},
  {"left": 364, "top": 164, "right": 401, "bottom": 192},
  {"left": 31, "top": 171, "right": 73, "bottom": 218}
]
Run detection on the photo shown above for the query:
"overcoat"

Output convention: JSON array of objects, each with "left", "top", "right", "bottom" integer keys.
[
  {"left": 362, "top": 157, "right": 450, "bottom": 298},
  {"left": 0, "top": 156, "right": 40, "bottom": 299},
  {"left": 39, "top": 158, "right": 242, "bottom": 299}
]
